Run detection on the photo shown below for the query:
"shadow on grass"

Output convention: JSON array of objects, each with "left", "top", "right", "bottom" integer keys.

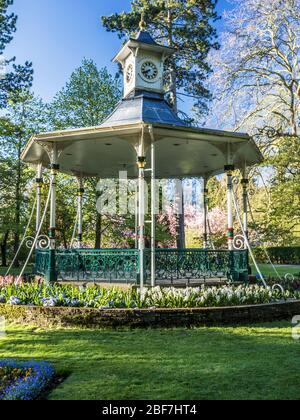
[{"left": 0, "top": 323, "right": 299, "bottom": 400}]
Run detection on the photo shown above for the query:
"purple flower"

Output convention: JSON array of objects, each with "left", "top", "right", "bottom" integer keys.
[
  {"left": 8, "top": 296, "right": 21, "bottom": 306},
  {"left": 41, "top": 297, "right": 57, "bottom": 307}
]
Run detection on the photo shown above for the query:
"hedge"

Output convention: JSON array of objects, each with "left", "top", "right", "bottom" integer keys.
[{"left": 254, "top": 247, "right": 300, "bottom": 265}]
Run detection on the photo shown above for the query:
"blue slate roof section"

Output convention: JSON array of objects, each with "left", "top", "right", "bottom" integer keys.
[
  {"left": 100, "top": 91, "right": 188, "bottom": 128},
  {"left": 134, "top": 30, "right": 158, "bottom": 46}
]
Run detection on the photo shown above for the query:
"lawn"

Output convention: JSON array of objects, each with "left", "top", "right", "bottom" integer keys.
[
  {"left": 0, "top": 323, "right": 299, "bottom": 400},
  {"left": 0, "top": 266, "right": 33, "bottom": 277},
  {"left": 252, "top": 264, "right": 300, "bottom": 278}
]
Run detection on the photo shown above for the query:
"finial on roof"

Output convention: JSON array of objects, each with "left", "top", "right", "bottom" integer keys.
[{"left": 139, "top": 12, "right": 147, "bottom": 31}]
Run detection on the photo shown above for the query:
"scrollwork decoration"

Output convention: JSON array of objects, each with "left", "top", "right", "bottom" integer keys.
[
  {"left": 24, "top": 235, "right": 50, "bottom": 250},
  {"left": 285, "top": 273, "right": 295, "bottom": 282},
  {"left": 37, "top": 235, "right": 50, "bottom": 250},
  {"left": 25, "top": 236, "right": 35, "bottom": 249},
  {"left": 70, "top": 239, "right": 80, "bottom": 249},
  {"left": 233, "top": 234, "right": 246, "bottom": 250}
]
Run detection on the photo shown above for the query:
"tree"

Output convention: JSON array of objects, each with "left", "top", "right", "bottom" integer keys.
[
  {"left": 0, "top": 0, "right": 33, "bottom": 113},
  {"left": 0, "top": 92, "right": 49, "bottom": 266},
  {"left": 50, "top": 59, "right": 122, "bottom": 248},
  {"left": 102, "top": 0, "right": 219, "bottom": 117},
  {"left": 0, "top": 1, "right": 34, "bottom": 265},
  {"left": 0, "top": 158, "right": 14, "bottom": 266},
  {"left": 209, "top": 0, "right": 300, "bottom": 137},
  {"left": 208, "top": 0, "right": 300, "bottom": 245},
  {"left": 50, "top": 59, "right": 121, "bottom": 129}
]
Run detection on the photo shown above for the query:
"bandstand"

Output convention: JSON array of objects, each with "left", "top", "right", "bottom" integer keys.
[{"left": 21, "top": 23, "right": 263, "bottom": 287}]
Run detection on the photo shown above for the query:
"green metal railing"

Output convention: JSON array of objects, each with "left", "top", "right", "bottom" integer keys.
[
  {"left": 35, "top": 248, "right": 249, "bottom": 284},
  {"left": 36, "top": 248, "right": 140, "bottom": 283},
  {"left": 35, "top": 249, "right": 50, "bottom": 277},
  {"left": 145, "top": 249, "right": 248, "bottom": 283}
]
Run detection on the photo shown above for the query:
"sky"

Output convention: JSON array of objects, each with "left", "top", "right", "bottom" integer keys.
[{"left": 5, "top": 0, "right": 234, "bottom": 103}]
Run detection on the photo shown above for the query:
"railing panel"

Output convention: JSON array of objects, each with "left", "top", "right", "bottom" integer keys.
[
  {"left": 35, "top": 250, "right": 50, "bottom": 276},
  {"left": 35, "top": 248, "right": 248, "bottom": 284},
  {"left": 145, "top": 249, "right": 248, "bottom": 283},
  {"left": 56, "top": 249, "right": 139, "bottom": 283}
]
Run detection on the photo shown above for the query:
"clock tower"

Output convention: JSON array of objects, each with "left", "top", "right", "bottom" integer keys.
[{"left": 113, "top": 19, "right": 175, "bottom": 98}]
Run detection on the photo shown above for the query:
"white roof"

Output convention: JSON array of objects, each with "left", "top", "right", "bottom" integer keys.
[{"left": 21, "top": 121, "right": 263, "bottom": 179}]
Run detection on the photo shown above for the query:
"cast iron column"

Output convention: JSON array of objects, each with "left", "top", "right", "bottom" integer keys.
[
  {"left": 241, "top": 171, "right": 249, "bottom": 248},
  {"left": 203, "top": 178, "right": 209, "bottom": 249},
  {"left": 77, "top": 176, "right": 84, "bottom": 248},
  {"left": 46, "top": 144, "right": 59, "bottom": 283},
  {"left": 225, "top": 165, "right": 235, "bottom": 251},
  {"left": 36, "top": 163, "right": 43, "bottom": 239},
  {"left": 137, "top": 156, "right": 146, "bottom": 289},
  {"left": 150, "top": 142, "right": 156, "bottom": 287}
]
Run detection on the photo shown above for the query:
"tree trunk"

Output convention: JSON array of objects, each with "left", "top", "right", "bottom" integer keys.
[
  {"left": 1, "top": 232, "right": 9, "bottom": 267},
  {"left": 95, "top": 213, "right": 102, "bottom": 249}
]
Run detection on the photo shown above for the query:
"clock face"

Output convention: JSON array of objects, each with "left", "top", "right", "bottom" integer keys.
[
  {"left": 126, "top": 64, "right": 133, "bottom": 83},
  {"left": 141, "top": 61, "right": 158, "bottom": 81}
]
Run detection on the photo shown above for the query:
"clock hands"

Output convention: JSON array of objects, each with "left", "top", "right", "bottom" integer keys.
[
  {"left": 136, "top": 61, "right": 158, "bottom": 81},
  {"left": 142, "top": 62, "right": 158, "bottom": 80}
]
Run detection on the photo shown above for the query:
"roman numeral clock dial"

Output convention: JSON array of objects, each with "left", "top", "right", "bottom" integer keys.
[
  {"left": 126, "top": 64, "right": 133, "bottom": 83},
  {"left": 141, "top": 61, "right": 158, "bottom": 81}
]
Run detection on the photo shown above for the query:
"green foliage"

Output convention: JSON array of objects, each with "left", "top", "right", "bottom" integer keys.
[
  {"left": 0, "top": 0, "right": 17, "bottom": 54},
  {"left": 0, "top": 1, "right": 34, "bottom": 265},
  {"left": 254, "top": 247, "right": 300, "bottom": 265},
  {"left": 0, "top": 283, "right": 294, "bottom": 309},
  {"left": 207, "top": 176, "right": 226, "bottom": 209},
  {"left": 0, "top": 92, "right": 49, "bottom": 264},
  {"left": 102, "top": 0, "right": 219, "bottom": 116},
  {"left": 50, "top": 59, "right": 121, "bottom": 129},
  {"left": 0, "top": 0, "right": 33, "bottom": 111},
  {"left": 264, "top": 136, "right": 300, "bottom": 243}
]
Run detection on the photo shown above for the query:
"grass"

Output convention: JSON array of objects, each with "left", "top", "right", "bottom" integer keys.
[
  {"left": 0, "top": 323, "right": 299, "bottom": 400},
  {"left": 252, "top": 263, "right": 300, "bottom": 277},
  {"left": 0, "top": 266, "right": 33, "bottom": 276}
]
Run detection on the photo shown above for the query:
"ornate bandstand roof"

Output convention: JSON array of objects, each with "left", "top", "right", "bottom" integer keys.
[
  {"left": 101, "top": 91, "right": 188, "bottom": 129},
  {"left": 21, "top": 28, "right": 263, "bottom": 179}
]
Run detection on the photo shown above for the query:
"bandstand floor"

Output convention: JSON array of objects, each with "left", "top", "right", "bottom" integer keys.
[{"left": 56, "top": 277, "right": 238, "bottom": 289}]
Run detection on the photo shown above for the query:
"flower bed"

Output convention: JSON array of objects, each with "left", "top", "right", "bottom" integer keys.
[
  {"left": 0, "top": 360, "right": 55, "bottom": 400},
  {"left": 0, "top": 283, "right": 298, "bottom": 309}
]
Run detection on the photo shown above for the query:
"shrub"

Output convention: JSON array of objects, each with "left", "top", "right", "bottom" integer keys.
[{"left": 254, "top": 247, "right": 300, "bottom": 265}]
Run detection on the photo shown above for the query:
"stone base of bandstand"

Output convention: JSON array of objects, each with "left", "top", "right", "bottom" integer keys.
[{"left": 35, "top": 276, "right": 246, "bottom": 289}]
